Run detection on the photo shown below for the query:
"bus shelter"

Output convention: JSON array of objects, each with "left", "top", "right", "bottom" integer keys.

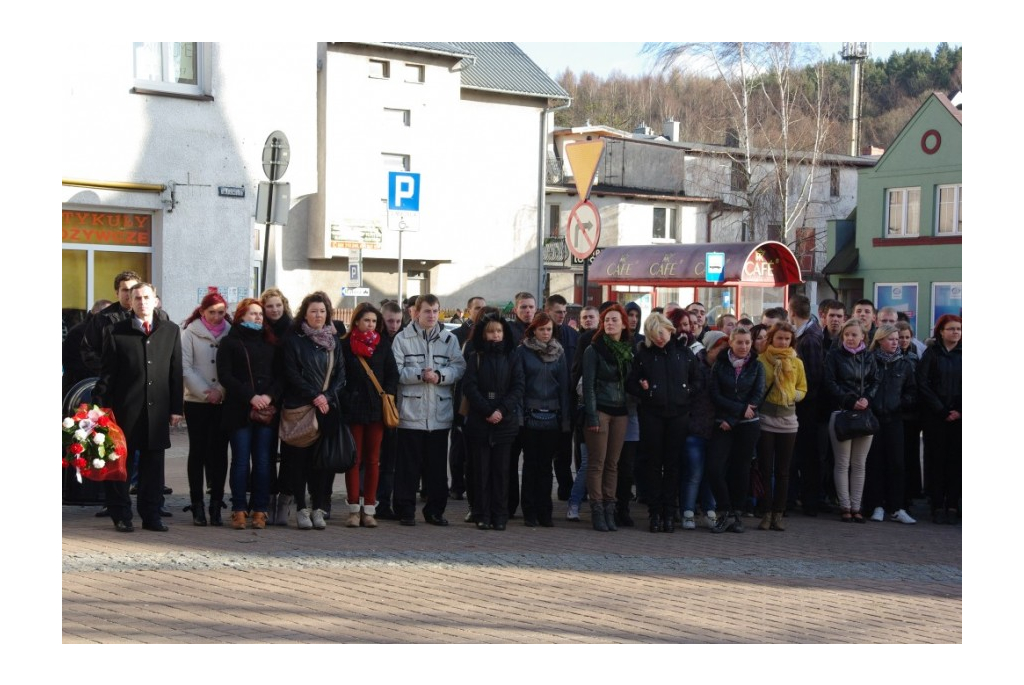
[{"left": 588, "top": 241, "right": 803, "bottom": 324}]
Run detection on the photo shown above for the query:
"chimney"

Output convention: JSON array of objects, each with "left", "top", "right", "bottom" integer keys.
[
  {"left": 725, "top": 127, "right": 739, "bottom": 147},
  {"left": 633, "top": 121, "right": 653, "bottom": 136},
  {"left": 663, "top": 118, "right": 681, "bottom": 142}
]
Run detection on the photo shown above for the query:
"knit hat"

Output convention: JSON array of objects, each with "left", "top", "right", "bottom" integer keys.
[{"left": 702, "top": 330, "right": 728, "bottom": 351}]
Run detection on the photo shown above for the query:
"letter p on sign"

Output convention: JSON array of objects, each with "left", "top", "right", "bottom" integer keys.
[{"left": 388, "top": 172, "right": 420, "bottom": 211}]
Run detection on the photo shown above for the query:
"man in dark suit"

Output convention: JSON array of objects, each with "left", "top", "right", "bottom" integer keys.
[{"left": 92, "top": 283, "right": 183, "bottom": 533}]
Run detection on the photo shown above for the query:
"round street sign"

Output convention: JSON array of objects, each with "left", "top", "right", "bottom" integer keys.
[
  {"left": 565, "top": 200, "right": 601, "bottom": 260},
  {"left": 262, "top": 130, "right": 290, "bottom": 182}
]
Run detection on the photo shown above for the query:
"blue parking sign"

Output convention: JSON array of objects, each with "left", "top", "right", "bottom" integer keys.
[{"left": 388, "top": 172, "right": 420, "bottom": 211}]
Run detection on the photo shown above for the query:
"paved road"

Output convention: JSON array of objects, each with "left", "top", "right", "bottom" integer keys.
[{"left": 62, "top": 429, "right": 961, "bottom": 644}]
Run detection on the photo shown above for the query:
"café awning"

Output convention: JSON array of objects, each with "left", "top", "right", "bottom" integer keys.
[{"left": 588, "top": 241, "right": 803, "bottom": 287}]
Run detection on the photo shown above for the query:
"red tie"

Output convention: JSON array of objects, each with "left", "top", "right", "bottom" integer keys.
[{"left": 143, "top": 322, "right": 151, "bottom": 335}]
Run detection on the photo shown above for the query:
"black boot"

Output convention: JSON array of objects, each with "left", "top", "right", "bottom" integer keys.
[
  {"left": 590, "top": 502, "right": 609, "bottom": 532},
  {"left": 648, "top": 512, "right": 661, "bottom": 533},
  {"left": 185, "top": 500, "right": 207, "bottom": 526},
  {"left": 616, "top": 502, "right": 635, "bottom": 527},
  {"left": 208, "top": 500, "right": 224, "bottom": 527},
  {"left": 604, "top": 501, "right": 618, "bottom": 532},
  {"left": 661, "top": 508, "right": 675, "bottom": 533}
]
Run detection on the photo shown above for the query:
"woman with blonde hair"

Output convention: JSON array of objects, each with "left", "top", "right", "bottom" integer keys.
[
  {"left": 864, "top": 324, "right": 918, "bottom": 524},
  {"left": 755, "top": 322, "right": 807, "bottom": 531},
  {"left": 260, "top": 287, "right": 294, "bottom": 524},
  {"left": 627, "top": 312, "right": 701, "bottom": 532},
  {"left": 824, "top": 319, "right": 879, "bottom": 523}
]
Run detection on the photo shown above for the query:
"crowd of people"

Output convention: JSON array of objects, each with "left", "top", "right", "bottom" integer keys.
[{"left": 66, "top": 270, "right": 962, "bottom": 535}]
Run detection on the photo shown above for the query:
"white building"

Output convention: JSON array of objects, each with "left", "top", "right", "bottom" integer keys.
[
  {"left": 543, "top": 120, "right": 874, "bottom": 311},
  {"left": 62, "top": 42, "right": 569, "bottom": 325}
]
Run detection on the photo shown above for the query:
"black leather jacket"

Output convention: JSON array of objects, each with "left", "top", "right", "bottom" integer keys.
[
  {"left": 281, "top": 329, "right": 345, "bottom": 410},
  {"left": 709, "top": 353, "right": 766, "bottom": 427},
  {"left": 870, "top": 351, "right": 916, "bottom": 419},
  {"left": 916, "top": 341, "right": 962, "bottom": 417},
  {"left": 627, "top": 338, "right": 703, "bottom": 417},
  {"left": 824, "top": 345, "right": 879, "bottom": 412}
]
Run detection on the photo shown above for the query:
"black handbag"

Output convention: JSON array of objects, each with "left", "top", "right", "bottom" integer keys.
[
  {"left": 525, "top": 408, "right": 559, "bottom": 431},
  {"left": 314, "top": 408, "right": 357, "bottom": 473},
  {"left": 833, "top": 409, "right": 880, "bottom": 441}
]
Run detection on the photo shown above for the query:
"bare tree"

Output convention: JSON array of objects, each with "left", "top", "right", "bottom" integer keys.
[{"left": 644, "top": 42, "right": 841, "bottom": 246}]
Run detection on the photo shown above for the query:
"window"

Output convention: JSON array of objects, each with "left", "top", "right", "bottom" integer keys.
[
  {"left": 404, "top": 63, "right": 425, "bottom": 83},
  {"left": 548, "top": 204, "right": 561, "bottom": 238},
  {"left": 384, "top": 108, "right": 411, "bottom": 126},
  {"left": 937, "top": 184, "right": 962, "bottom": 235},
  {"left": 830, "top": 168, "right": 840, "bottom": 197},
  {"left": 730, "top": 160, "right": 747, "bottom": 191},
  {"left": 886, "top": 187, "right": 920, "bottom": 237},
  {"left": 369, "top": 59, "right": 390, "bottom": 79},
  {"left": 381, "top": 153, "right": 410, "bottom": 172},
  {"left": 132, "top": 42, "right": 209, "bottom": 97},
  {"left": 652, "top": 207, "right": 679, "bottom": 241}
]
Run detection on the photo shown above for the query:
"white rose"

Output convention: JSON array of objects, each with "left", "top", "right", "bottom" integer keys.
[
  {"left": 74, "top": 429, "right": 89, "bottom": 442},
  {"left": 93, "top": 432, "right": 106, "bottom": 445},
  {"left": 108, "top": 452, "right": 119, "bottom": 461},
  {"left": 88, "top": 408, "right": 104, "bottom": 422},
  {"left": 63, "top": 417, "right": 75, "bottom": 429},
  {"left": 92, "top": 458, "right": 106, "bottom": 469}
]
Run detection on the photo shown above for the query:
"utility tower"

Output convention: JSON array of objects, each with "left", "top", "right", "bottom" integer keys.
[{"left": 841, "top": 42, "right": 870, "bottom": 156}]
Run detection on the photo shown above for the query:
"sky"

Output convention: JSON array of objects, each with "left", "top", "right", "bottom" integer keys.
[{"left": 518, "top": 42, "right": 959, "bottom": 80}]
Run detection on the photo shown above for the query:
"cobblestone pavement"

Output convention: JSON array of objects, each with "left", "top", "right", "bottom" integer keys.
[{"left": 62, "top": 430, "right": 961, "bottom": 644}]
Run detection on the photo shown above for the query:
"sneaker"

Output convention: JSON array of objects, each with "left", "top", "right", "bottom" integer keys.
[
  {"left": 682, "top": 511, "right": 696, "bottom": 530},
  {"left": 296, "top": 508, "right": 313, "bottom": 530},
  {"left": 890, "top": 509, "right": 917, "bottom": 525},
  {"left": 703, "top": 510, "right": 718, "bottom": 529},
  {"left": 870, "top": 506, "right": 885, "bottom": 522},
  {"left": 311, "top": 509, "right": 327, "bottom": 530},
  {"left": 566, "top": 503, "right": 580, "bottom": 521}
]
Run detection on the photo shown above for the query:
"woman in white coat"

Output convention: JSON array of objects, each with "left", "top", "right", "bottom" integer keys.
[{"left": 181, "top": 292, "right": 232, "bottom": 526}]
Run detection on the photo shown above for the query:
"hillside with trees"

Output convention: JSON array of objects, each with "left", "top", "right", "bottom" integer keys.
[{"left": 553, "top": 43, "right": 962, "bottom": 154}]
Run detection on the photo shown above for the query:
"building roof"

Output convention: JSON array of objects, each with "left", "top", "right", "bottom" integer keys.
[{"left": 382, "top": 42, "right": 570, "bottom": 101}]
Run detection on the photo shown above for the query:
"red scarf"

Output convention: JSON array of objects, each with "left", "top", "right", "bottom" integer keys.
[{"left": 349, "top": 329, "right": 380, "bottom": 358}]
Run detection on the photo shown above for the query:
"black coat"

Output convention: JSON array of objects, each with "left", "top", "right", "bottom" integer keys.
[
  {"left": 340, "top": 335, "right": 399, "bottom": 425},
  {"left": 92, "top": 317, "right": 184, "bottom": 450},
  {"left": 462, "top": 346, "right": 524, "bottom": 445},
  {"left": 281, "top": 330, "right": 345, "bottom": 410},
  {"left": 870, "top": 352, "right": 916, "bottom": 420},
  {"left": 627, "top": 338, "right": 703, "bottom": 417},
  {"left": 709, "top": 353, "right": 766, "bottom": 427},
  {"left": 824, "top": 345, "right": 880, "bottom": 412},
  {"left": 516, "top": 343, "right": 571, "bottom": 432},
  {"left": 216, "top": 325, "right": 283, "bottom": 433},
  {"left": 916, "top": 341, "right": 962, "bottom": 418}
]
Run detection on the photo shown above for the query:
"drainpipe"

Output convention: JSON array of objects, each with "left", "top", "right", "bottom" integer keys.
[{"left": 537, "top": 98, "right": 572, "bottom": 300}]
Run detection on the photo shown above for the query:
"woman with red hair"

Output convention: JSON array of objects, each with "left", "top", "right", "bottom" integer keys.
[
  {"left": 917, "top": 314, "right": 962, "bottom": 524},
  {"left": 181, "top": 291, "right": 232, "bottom": 526},
  {"left": 217, "top": 298, "right": 282, "bottom": 529},
  {"left": 581, "top": 303, "right": 633, "bottom": 532}
]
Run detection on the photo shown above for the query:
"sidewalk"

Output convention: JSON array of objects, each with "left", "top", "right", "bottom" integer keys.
[{"left": 62, "top": 429, "right": 961, "bottom": 644}]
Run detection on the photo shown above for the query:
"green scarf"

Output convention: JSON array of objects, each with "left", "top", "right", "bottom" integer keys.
[{"left": 603, "top": 334, "right": 633, "bottom": 384}]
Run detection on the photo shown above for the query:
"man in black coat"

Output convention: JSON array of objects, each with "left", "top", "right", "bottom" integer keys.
[
  {"left": 80, "top": 271, "right": 141, "bottom": 375},
  {"left": 92, "top": 283, "right": 183, "bottom": 533}
]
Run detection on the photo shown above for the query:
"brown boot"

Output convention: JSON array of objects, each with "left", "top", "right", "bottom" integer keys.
[
  {"left": 770, "top": 512, "right": 786, "bottom": 531},
  {"left": 251, "top": 512, "right": 267, "bottom": 529},
  {"left": 758, "top": 513, "right": 772, "bottom": 531},
  {"left": 231, "top": 511, "right": 247, "bottom": 530},
  {"left": 361, "top": 511, "right": 378, "bottom": 528},
  {"left": 346, "top": 511, "right": 361, "bottom": 528}
]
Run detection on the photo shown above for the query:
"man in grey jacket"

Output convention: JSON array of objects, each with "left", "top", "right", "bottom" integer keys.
[{"left": 392, "top": 294, "right": 466, "bottom": 526}]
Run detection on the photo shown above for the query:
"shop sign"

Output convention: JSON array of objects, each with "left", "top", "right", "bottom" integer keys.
[{"left": 62, "top": 210, "right": 152, "bottom": 246}]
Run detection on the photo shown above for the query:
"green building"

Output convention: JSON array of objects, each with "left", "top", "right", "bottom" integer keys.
[{"left": 824, "top": 92, "right": 962, "bottom": 339}]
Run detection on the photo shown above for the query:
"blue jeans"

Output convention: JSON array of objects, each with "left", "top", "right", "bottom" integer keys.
[
  {"left": 229, "top": 423, "right": 274, "bottom": 513},
  {"left": 568, "top": 442, "right": 589, "bottom": 507},
  {"left": 680, "top": 435, "right": 717, "bottom": 513}
]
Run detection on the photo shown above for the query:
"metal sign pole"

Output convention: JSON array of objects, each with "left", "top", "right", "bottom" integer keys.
[
  {"left": 582, "top": 258, "right": 589, "bottom": 307},
  {"left": 397, "top": 228, "right": 404, "bottom": 306}
]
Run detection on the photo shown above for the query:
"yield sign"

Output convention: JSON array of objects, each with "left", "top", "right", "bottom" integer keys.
[
  {"left": 565, "top": 140, "right": 605, "bottom": 199},
  {"left": 565, "top": 200, "right": 601, "bottom": 260}
]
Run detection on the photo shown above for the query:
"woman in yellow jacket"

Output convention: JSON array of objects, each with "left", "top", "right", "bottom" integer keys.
[{"left": 755, "top": 322, "right": 807, "bottom": 531}]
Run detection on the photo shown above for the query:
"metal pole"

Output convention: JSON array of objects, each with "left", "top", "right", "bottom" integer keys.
[
  {"left": 260, "top": 137, "right": 281, "bottom": 295},
  {"left": 582, "top": 258, "right": 589, "bottom": 307},
  {"left": 397, "top": 229, "right": 404, "bottom": 305}
]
